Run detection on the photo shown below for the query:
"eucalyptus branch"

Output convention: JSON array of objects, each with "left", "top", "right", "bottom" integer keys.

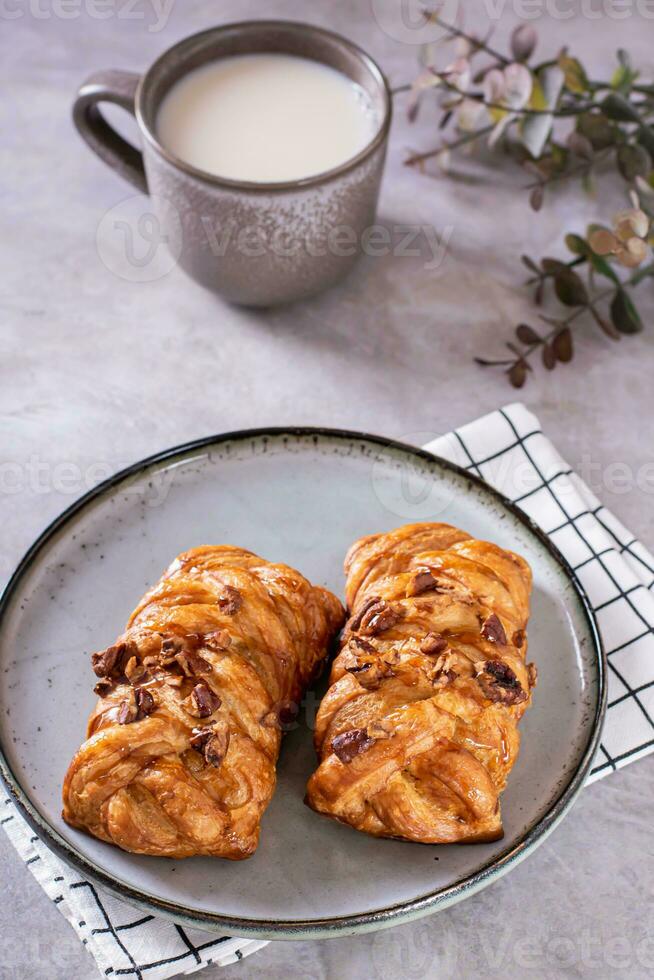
[
  {"left": 476, "top": 289, "right": 610, "bottom": 369},
  {"left": 405, "top": 124, "right": 494, "bottom": 167},
  {"left": 522, "top": 147, "right": 614, "bottom": 193},
  {"left": 477, "top": 247, "right": 651, "bottom": 387},
  {"left": 401, "top": 15, "right": 654, "bottom": 384},
  {"left": 421, "top": 9, "right": 510, "bottom": 66},
  {"left": 428, "top": 71, "right": 594, "bottom": 117},
  {"left": 403, "top": 17, "right": 654, "bottom": 204}
]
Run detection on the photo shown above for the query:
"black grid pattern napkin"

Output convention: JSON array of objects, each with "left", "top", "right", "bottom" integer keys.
[
  {"left": 2, "top": 401, "right": 653, "bottom": 978},
  {"left": 426, "top": 402, "right": 654, "bottom": 778},
  {"left": 0, "top": 804, "right": 268, "bottom": 977}
]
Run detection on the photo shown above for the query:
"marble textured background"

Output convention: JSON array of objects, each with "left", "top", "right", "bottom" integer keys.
[{"left": 1, "top": 1, "right": 653, "bottom": 977}]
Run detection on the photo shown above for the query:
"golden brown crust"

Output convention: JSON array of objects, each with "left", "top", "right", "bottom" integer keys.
[
  {"left": 63, "top": 545, "right": 344, "bottom": 859},
  {"left": 305, "top": 522, "right": 535, "bottom": 844}
]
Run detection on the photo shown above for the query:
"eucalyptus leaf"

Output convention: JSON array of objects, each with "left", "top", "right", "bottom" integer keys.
[
  {"left": 489, "top": 113, "right": 515, "bottom": 148},
  {"left": 503, "top": 63, "right": 533, "bottom": 109},
  {"left": 542, "top": 343, "right": 556, "bottom": 370},
  {"left": 588, "top": 252, "right": 620, "bottom": 284},
  {"left": 576, "top": 111, "right": 614, "bottom": 150},
  {"left": 519, "top": 65, "right": 564, "bottom": 159},
  {"left": 558, "top": 54, "right": 588, "bottom": 94},
  {"left": 541, "top": 257, "right": 569, "bottom": 276},
  {"left": 590, "top": 305, "right": 619, "bottom": 339},
  {"left": 509, "top": 360, "right": 528, "bottom": 388},
  {"left": 636, "top": 125, "right": 654, "bottom": 158},
  {"left": 516, "top": 323, "right": 541, "bottom": 345},
  {"left": 617, "top": 143, "right": 652, "bottom": 181},
  {"left": 565, "top": 233, "right": 589, "bottom": 256},
  {"left": 601, "top": 92, "right": 640, "bottom": 122},
  {"left": 567, "top": 132, "right": 594, "bottom": 160},
  {"left": 552, "top": 328, "right": 573, "bottom": 362},
  {"left": 511, "top": 25, "right": 537, "bottom": 62},
  {"left": 554, "top": 268, "right": 588, "bottom": 306},
  {"left": 611, "top": 62, "right": 639, "bottom": 94},
  {"left": 610, "top": 288, "right": 644, "bottom": 334}
]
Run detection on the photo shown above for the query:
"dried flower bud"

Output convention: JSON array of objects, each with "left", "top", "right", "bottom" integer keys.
[{"left": 510, "top": 24, "right": 537, "bottom": 62}]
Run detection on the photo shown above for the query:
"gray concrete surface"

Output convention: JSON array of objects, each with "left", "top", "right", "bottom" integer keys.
[{"left": 2, "top": 1, "right": 653, "bottom": 977}]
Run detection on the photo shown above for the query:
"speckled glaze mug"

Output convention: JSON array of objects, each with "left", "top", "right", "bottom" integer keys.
[{"left": 73, "top": 21, "right": 392, "bottom": 306}]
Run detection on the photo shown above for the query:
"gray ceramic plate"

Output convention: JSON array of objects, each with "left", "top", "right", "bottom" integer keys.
[{"left": 0, "top": 429, "right": 605, "bottom": 939}]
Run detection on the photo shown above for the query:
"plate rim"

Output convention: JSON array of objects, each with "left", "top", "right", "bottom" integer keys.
[{"left": 0, "top": 426, "right": 607, "bottom": 939}]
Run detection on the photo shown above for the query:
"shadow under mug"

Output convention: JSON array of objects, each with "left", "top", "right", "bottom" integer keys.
[{"left": 73, "top": 20, "right": 392, "bottom": 307}]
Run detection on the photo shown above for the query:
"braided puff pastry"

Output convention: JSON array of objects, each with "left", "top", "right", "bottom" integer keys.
[
  {"left": 305, "top": 523, "right": 536, "bottom": 844},
  {"left": 63, "top": 546, "right": 344, "bottom": 859}
]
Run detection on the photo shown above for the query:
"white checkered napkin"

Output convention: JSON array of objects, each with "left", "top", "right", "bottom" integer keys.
[
  {"left": 425, "top": 402, "right": 654, "bottom": 779},
  {"left": 3, "top": 402, "right": 654, "bottom": 978},
  {"left": 0, "top": 789, "right": 268, "bottom": 977},
  {"left": 0, "top": 793, "right": 268, "bottom": 978}
]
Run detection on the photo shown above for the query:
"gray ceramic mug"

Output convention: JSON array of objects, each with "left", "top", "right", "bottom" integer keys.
[{"left": 73, "top": 21, "right": 392, "bottom": 306}]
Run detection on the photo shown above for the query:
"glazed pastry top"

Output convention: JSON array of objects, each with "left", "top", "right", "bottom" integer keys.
[
  {"left": 306, "top": 522, "right": 535, "bottom": 844},
  {"left": 63, "top": 545, "right": 344, "bottom": 859}
]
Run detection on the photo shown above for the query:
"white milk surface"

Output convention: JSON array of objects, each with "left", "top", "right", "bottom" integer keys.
[{"left": 156, "top": 53, "right": 379, "bottom": 182}]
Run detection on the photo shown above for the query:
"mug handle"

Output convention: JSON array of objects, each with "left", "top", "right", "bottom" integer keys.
[{"left": 73, "top": 70, "right": 148, "bottom": 194}]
